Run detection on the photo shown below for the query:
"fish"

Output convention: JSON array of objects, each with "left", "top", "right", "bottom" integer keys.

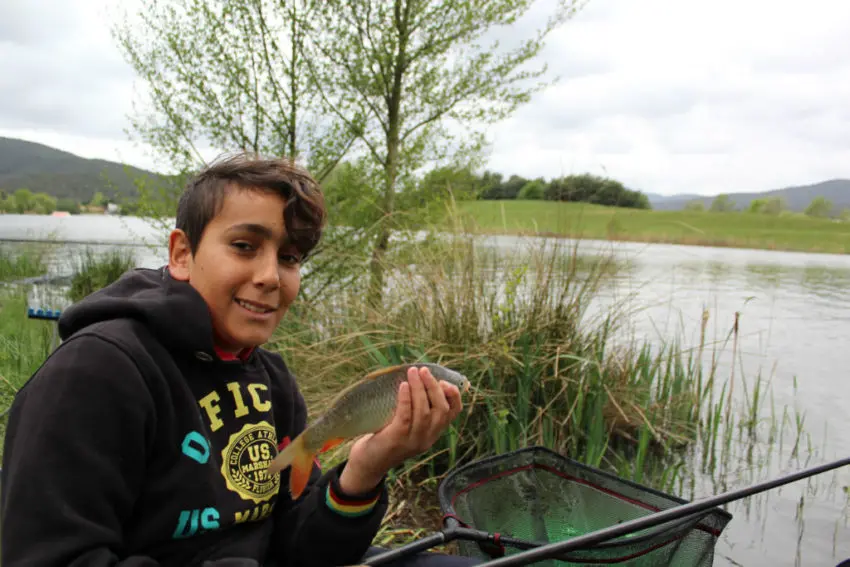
[{"left": 267, "top": 362, "right": 471, "bottom": 499}]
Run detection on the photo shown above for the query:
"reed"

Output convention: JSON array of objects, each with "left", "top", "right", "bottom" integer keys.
[
  {"left": 264, "top": 206, "right": 778, "bottom": 546},
  {"left": 0, "top": 244, "right": 49, "bottom": 282},
  {"left": 0, "top": 246, "right": 137, "bottom": 452},
  {"left": 68, "top": 247, "right": 137, "bottom": 302}
]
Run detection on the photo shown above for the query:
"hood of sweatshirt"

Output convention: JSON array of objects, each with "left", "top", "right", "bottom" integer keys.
[{"left": 57, "top": 265, "right": 223, "bottom": 360}]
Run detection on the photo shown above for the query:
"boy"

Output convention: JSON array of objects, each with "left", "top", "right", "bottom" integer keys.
[{"left": 1, "top": 154, "right": 477, "bottom": 567}]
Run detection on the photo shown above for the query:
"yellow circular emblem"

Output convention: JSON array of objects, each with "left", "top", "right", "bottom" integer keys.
[{"left": 220, "top": 421, "right": 280, "bottom": 504}]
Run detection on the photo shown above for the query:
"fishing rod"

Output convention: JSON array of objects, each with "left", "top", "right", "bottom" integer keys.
[{"left": 474, "top": 455, "right": 850, "bottom": 567}]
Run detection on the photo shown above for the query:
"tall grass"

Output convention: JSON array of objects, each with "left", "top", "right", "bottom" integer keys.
[
  {"left": 0, "top": 244, "right": 49, "bottom": 282},
  {"left": 68, "top": 247, "right": 137, "bottom": 302},
  {"left": 0, "top": 246, "right": 56, "bottom": 454},
  {"left": 268, "top": 211, "right": 776, "bottom": 534},
  {"left": 0, "top": 246, "right": 138, "bottom": 456}
]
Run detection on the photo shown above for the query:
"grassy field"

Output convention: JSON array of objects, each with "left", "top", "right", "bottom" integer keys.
[{"left": 452, "top": 200, "right": 850, "bottom": 255}]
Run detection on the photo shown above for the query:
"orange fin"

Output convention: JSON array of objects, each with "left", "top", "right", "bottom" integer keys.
[
  {"left": 267, "top": 432, "right": 316, "bottom": 500},
  {"left": 320, "top": 437, "right": 345, "bottom": 453},
  {"left": 289, "top": 438, "right": 316, "bottom": 500}
]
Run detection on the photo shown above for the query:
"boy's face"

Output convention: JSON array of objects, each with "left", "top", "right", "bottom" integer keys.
[{"left": 168, "top": 186, "right": 302, "bottom": 353}]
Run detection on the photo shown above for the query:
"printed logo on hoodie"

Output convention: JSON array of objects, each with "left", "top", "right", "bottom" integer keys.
[{"left": 220, "top": 421, "right": 280, "bottom": 504}]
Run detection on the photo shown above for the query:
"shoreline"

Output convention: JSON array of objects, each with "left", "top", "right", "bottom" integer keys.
[{"left": 465, "top": 226, "right": 850, "bottom": 257}]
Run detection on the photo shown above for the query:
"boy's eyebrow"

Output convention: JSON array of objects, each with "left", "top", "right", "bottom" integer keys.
[
  {"left": 226, "top": 223, "right": 294, "bottom": 246},
  {"left": 226, "top": 223, "right": 274, "bottom": 239}
]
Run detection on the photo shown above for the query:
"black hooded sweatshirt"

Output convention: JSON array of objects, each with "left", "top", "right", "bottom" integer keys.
[{"left": 0, "top": 266, "right": 389, "bottom": 567}]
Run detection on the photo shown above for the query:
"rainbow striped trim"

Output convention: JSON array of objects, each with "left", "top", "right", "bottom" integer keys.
[{"left": 325, "top": 483, "right": 379, "bottom": 518}]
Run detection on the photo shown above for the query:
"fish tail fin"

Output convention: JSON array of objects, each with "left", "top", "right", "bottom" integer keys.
[
  {"left": 267, "top": 433, "right": 317, "bottom": 500},
  {"left": 288, "top": 435, "right": 316, "bottom": 500}
]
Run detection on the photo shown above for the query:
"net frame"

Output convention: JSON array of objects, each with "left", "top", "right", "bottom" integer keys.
[{"left": 437, "top": 446, "right": 732, "bottom": 567}]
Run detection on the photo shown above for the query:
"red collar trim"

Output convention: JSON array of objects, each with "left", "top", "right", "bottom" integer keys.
[{"left": 213, "top": 345, "right": 254, "bottom": 361}]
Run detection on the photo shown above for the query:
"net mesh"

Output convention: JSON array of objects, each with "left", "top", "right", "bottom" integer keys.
[{"left": 438, "top": 447, "right": 731, "bottom": 567}]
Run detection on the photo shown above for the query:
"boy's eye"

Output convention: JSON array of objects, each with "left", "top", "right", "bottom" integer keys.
[
  {"left": 232, "top": 242, "right": 255, "bottom": 252},
  {"left": 279, "top": 253, "right": 301, "bottom": 265}
]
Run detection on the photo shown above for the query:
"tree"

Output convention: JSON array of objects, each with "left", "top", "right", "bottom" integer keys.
[
  {"left": 31, "top": 193, "right": 57, "bottom": 215},
  {"left": 763, "top": 197, "right": 786, "bottom": 215},
  {"left": 414, "top": 165, "right": 482, "bottom": 205},
  {"left": 543, "top": 174, "right": 648, "bottom": 208},
  {"left": 748, "top": 198, "right": 767, "bottom": 214},
  {"left": 300, "top": 0, "right": 583, "bottom": 303},
  {"left": 710, "top": 194, "right": 735, "bottom": 212},
  {"left": 804, "top": 196, "right": 833, "bottom": 218},
  {"left": 518, "top": 179, "right": 546, "bottom": 200},
  {"left": 57, "top": 198, "right": 81, "bottom": 214},
  {"left": 476, "top": 171, "right": 505, "bottom": 199},
  {"left": 113, "top": 0, "right": 583, "bottom": 306},
  {"left": 12, "top": 189, "right": 33, "bottom": 214},
  {"left": 112, "top": 0, "right": 354, "bottom": 180},
  {"left": 89, "top": 191, "right": 107, "bottom": 208},
  {"left": 749, "top": 197, "right": 785, "bottom": 215},
  {"left": 683, "top": 200, "right": 705, "bottom": 212}
]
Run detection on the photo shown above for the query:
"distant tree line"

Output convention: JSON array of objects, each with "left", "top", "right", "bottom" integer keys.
[
  {"left": 0, "top": 188, "right": 112, "bottom": 215},
  {"left": 411, "top": 166, "right": 651, "bottom": 209},
  {"left": 684, "top": 194, "right": 848, "bottom": 220}
]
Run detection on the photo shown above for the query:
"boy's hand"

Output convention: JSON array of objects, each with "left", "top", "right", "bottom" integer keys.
[{"left": 338, "top": 366, "right": 463, "bottom": 494}]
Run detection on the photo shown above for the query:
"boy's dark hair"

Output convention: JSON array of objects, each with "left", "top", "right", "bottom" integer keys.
[{"left": 175, "top": 152, "right": 326, "bottom": 259}]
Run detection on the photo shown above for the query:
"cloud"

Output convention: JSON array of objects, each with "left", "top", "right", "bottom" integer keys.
[
  {"left": 0, "top": 0, "right": 137, "bottom": 140},
  {"left": 483, "top": 0, "right": 850, "bottom": 194},
  {"left": 1, "top": 0, "right": 849, "bottom": 196}
]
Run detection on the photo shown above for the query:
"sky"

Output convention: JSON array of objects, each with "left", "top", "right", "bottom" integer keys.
[{"left": 1, "top": 0, "right": 849, "bottom": 196}]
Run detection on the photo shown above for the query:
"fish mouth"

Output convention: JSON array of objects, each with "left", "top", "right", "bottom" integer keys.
[{"left": 235, "top": 298, "right": 278, "bottom": 313}]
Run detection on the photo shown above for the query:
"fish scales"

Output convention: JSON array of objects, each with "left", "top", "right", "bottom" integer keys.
[
  {"left": 305, "top": 369, "right": 407, "bottom": 450},
  {"left": 267, "top": 362, "right": 470, "bottom": 499}
]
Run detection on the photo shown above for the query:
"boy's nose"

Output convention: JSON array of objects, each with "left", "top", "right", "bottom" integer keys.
[{"left": 254, "top": 252, "right": 281, "bottom": 288}]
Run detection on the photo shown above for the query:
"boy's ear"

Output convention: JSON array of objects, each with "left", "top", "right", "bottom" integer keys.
[{"left": 168, "top": 229, "right": 192, "bottom": 281}]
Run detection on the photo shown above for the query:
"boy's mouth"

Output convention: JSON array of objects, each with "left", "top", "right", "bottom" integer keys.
[{"left": 235, "top": 298, "right": 277, "bottom": 314}]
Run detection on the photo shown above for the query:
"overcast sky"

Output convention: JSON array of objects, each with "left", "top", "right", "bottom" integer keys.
[{"left": 1, "top": 0, "right": 848, "bottom": 196}]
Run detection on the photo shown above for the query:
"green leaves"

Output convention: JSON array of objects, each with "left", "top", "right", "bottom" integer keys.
[
  {"left": 112, "top": 0, "right": 340, "bottom": 176},
  {"left": 112, "top": 0, "right": 584, "bottom": 304}
]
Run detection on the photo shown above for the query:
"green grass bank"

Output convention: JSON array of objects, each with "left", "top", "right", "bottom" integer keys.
[{"left": 452, "top": 200, "right": 850, "bottom": 255}]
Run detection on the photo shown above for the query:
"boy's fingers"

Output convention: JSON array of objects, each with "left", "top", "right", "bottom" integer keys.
[
  {"left": 424, "top": 375, "right": 451, "bottom": 439},
  {"left": 408, "top": 368, "right": 430, "bottom": 441},
  {"left": 390, "top": 381, "right": 412, "bottom": 435},
  {"left": 442, "top": 383, "right": 462, "bottom": 417},
  {"left": 425, "top": 371, "right": 451, "bottom": 414}
]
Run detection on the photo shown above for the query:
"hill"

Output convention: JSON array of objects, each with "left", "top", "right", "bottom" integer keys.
[
  {"left": 2, "top": 135, "right": 848, "bottom": 216},
  {"left": 648, "top": 179, "right": 850, "bottom": 213},
  {"left": 0, "top": 137, "right": 170, "bottom": 203}
]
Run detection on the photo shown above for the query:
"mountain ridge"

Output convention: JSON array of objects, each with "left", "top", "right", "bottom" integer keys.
[
  {"left": 1, "top": 136, "right": 847, "bottom": 212},
  {"left": 0, "top": 136, "right": 171, "bottom": 203},
  {"left": 645, "top": 179, "right": 850, "bottom": 212}
]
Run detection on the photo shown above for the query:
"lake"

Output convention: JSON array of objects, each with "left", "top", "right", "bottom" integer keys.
[{"left": 2, "top": 214, "right": 849, "bottom": 566}]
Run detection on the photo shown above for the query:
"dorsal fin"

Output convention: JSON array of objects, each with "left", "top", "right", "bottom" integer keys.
[{"left": 362, "top": 364, "right": 410, "bottom": 381}]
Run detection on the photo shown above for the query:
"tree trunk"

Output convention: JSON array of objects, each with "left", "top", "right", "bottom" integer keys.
[
  {"left": 288, "top": 3, "right": 298, "bottom": 158},
  {"left": 367, "top": 0, "right": 408, "bottom": 308}
]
